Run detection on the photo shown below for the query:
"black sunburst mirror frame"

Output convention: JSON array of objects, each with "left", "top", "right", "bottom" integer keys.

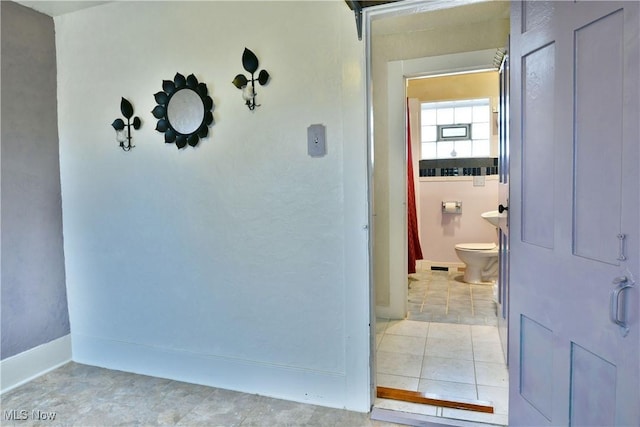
[{"left": 152, "top": 73, "right": 214, "bottom": 149}]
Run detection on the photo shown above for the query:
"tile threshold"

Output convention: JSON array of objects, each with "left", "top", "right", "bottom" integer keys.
[{"left": 371, "top": 407, "right": 506, "bottom": 427}]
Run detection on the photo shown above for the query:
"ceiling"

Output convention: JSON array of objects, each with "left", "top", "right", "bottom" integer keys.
[
  {"left": 345, "top": 0, "right": 401, "bottom": 10},
  {"left": 372, "top": 1, "right": 509, "bottom": 35},
  {"left": 16, "top": 0, "right": 398, "bottom": 17},
  {"left": 14, "top": 1, "right": 110, "bottom": 17}
]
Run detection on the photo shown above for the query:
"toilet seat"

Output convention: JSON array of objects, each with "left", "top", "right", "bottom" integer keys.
[{"left": 455, "top": 243, "right": 497, "bottom": 251}]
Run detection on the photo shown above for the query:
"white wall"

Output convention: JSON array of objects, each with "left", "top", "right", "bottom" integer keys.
[
  {"left": 55, "top": 1, "right": 370, "bottom": 411},
  {"left": 419, "top": 177, "right": 499, "bottom": 265}
]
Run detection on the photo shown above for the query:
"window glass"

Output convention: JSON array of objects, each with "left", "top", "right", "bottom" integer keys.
[
  {"left": 421, "top": 109, "right": 437, "bottom": 125},
  {"left": 422, "top": 125, "right": 437, "bottom": 142},
  {"left": 472, "top": 122, "right": 490, "bottom": 140},
  {"left": 454, "top": 107, "right": 472, "bottom": 124},
  {"left": 473, "top": 139, "right": 491, "bottom": 157},
  {"left": 436, "top": 140, "right": 455, "bottom": 158},
  {"left": 440, "top": 125, "right": 468, "bottom": 139},
  {"left": 454, "top": 140, "right": 472, "bottom": 157},
  {"left": 420, "top": 98, "right": 491, "bottom": 160},
  {"left": 436, "top": 108, "right": 454, "bottom": 125},
  {"left": 473, "top": 105, "right": 490, "bottom": 122},
  {"left": 421, "top": 142, "right": 437, "bottom": 159}
]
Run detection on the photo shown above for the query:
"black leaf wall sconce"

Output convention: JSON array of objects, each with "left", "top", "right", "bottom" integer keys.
[
  {"left": 111, "top": 97, "right": 141, "bottom": 151},
  {"left": 232, "top": 48, "right": 270, "bottom": 111},
  {"left": 152, "top": 73, "right": 214, "bottom": 149}
]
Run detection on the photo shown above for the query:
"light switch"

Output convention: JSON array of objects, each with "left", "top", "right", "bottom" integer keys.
[{"left": 307, "top": 124, "right": 326, "bottom": 157}]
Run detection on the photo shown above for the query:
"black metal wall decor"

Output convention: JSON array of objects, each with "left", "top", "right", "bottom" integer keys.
[
  {"left": 152, "top": 73, "right": 214, "bottom": 149},
  {"left": 111, "top": 97, "right": 141, "bottom": 151},
  {"left": 232, "top": 48, "right": 270, "bottom": 111}
]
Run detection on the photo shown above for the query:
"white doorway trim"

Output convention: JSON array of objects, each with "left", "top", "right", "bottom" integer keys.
[{"left": 379, "top": 50, "right": 498, "bottom": 320}]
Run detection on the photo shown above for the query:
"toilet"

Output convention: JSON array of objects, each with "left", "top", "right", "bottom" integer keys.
[{"left": 454, "top": 243, "right": 499, "bottom": 284}]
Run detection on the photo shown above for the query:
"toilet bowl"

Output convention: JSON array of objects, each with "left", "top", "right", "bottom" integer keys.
[{"left": 454, "top": 243, "right": 499, "bottom": 284}]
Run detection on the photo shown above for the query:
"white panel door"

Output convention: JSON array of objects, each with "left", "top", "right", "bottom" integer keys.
[{"left": 509, "top": 1, "right": 639, "bottom": 425}]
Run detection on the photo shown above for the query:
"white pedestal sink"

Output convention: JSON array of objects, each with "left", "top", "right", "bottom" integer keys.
[{"left": 481, "top": 210, "right": 501, "bottom": 227}]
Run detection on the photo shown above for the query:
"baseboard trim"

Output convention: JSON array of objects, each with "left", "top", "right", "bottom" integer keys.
[
  {"left": 1, "top": 335, "right": 72, "bottom": 394},
  {"left": 70, "top": 333, "right": 360, "bottom": 411},
  {"left": 418, "top": 260, "right": 464, "bottom": 272}
]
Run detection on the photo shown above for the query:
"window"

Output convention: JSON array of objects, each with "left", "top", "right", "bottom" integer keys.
[{"left": 420, "top": 99, "right": 491, "bottom": 159}]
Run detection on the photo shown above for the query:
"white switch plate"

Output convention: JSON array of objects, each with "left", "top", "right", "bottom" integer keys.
[
  {"left": 307, "top": 124, "right": 326, "bottom": 157},
  {"left": 473, "top": 175, "right": 486, "bottom": 187}
]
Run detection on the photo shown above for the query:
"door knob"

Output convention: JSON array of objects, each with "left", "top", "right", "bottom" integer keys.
[{"left": 498, "top": 204, "right": 509, "bottom": 213}]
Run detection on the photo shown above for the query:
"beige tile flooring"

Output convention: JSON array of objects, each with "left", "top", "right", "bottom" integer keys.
[
  {"left": 407, "top": 270, "right": 498, "bottom": 326},
  {"left": 1, "top": 362, "right": 402, "bottom": 427},
  {"left": 374, "top": 269, "right": 508, "bottom": 426}
]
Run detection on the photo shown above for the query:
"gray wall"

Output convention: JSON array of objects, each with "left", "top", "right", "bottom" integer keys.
[{"left": 1, "top": 1, "right": 70, "bottom": 360}]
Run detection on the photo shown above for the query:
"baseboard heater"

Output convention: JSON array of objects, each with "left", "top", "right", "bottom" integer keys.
[{"left": 376, "top": 386, "right": 494, "bottom": 413}]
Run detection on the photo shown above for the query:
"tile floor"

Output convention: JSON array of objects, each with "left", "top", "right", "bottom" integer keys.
[
  {"left": 1, "top": 362, "right": 402, "bottom": 427},
  {"left": 407, "top": 270, "right": 497, "bottom": 326},
  {"left": 374, "top": 269, "right": 508, "bottom": 426}
]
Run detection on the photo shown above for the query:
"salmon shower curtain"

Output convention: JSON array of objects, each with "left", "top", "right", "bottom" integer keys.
[{"left": 407, "top": 99, "right": 423, "bottom": 274}]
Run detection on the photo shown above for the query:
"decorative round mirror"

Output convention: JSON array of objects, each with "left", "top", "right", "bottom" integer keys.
[{"left": 152, "top": 73, "right": 214, "bottom": 149}]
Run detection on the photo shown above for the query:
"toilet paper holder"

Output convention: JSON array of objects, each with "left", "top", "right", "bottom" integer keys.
[{"left": 442, "top": 201, "right": 462, "bottom": 214}]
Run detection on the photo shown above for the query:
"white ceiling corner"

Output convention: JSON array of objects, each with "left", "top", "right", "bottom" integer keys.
[{"left": 14, "top": 1, "right": 112, "bottom": 17}]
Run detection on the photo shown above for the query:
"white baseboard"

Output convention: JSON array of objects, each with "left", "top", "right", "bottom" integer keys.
[
  {"left": 71, "top": 333, "right": 362, "bottom": 411},
  {"left": 1, "top": 335, "right": 72, "bottom": 394},
  {"left": 417, "top": 260, "right": 464, "bottom": 271}
]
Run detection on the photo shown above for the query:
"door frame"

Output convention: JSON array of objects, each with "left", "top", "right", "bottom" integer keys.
[
  {"left": 381, "top": 52, "right": 499, "bottom": 321},
  {"left": 363, "top": 0, "right": 509, "bottom": 403}
]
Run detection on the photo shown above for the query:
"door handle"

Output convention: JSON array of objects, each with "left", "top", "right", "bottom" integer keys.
[
  {"left": 610, "top": 276, "right": 635, "bottom": 337},
  {"left": 498, "top": 204, "right": 509, "bottom": 213}
]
